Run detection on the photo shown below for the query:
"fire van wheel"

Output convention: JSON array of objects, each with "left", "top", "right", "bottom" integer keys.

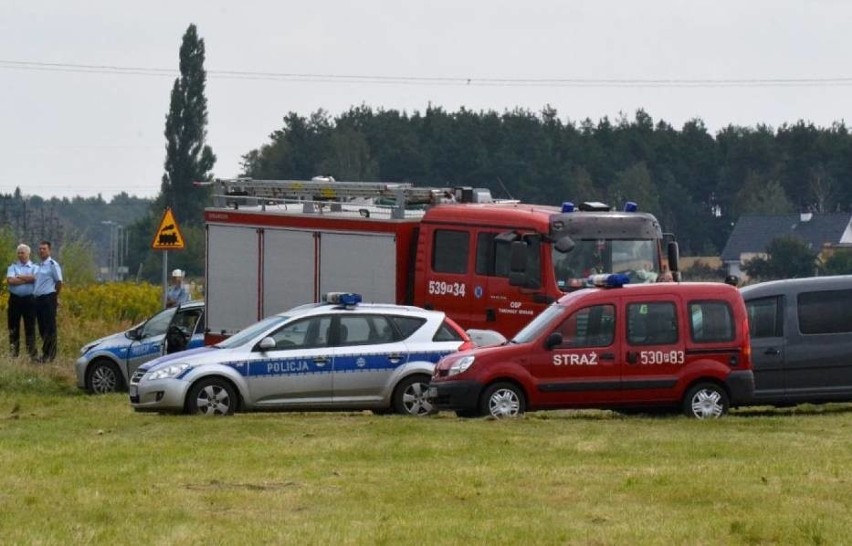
[
  {"left": 481, "top": 382, "right": 526, "bottom": 418},
  {"left": 86, "top": 359, "right": 123, "bottom": 394},
  {"left": 392, "top": 375, "right": 436, "bottom": 416},
  {"left": 683, "top": 382, "right": 729, "bottom": 419},
  {"left": 186, "top": 378, "right": 237, "bottom": 416}
]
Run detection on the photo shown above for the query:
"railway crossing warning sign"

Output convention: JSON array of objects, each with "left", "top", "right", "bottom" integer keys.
[{"left": 151, "top": 208, "right": 186, "bottom": 250}]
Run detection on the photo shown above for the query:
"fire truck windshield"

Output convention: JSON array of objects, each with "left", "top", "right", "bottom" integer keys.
[{"left": 553, "top": 239, "right": 660, "bottom": 290}]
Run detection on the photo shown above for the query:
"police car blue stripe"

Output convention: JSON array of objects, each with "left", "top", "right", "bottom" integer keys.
[{"left": 199, "top": 349, "right": 455, "bottom": 379}]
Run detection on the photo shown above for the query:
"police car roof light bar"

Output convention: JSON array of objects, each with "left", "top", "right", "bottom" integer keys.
[{"left": 323, "top": 292, "right": 363, "bottom": 306}]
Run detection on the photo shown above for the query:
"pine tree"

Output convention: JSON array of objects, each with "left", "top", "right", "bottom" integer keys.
[{"left": 157, "top": 24, "right": 216, "bottom": 226}]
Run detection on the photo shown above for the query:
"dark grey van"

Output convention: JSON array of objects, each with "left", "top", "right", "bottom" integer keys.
[{"left": 741, "top": 275, "right": 852, "bottom": 405}]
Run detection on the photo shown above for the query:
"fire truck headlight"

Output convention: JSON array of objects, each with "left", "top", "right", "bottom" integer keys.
[{"left": 448, "top": 355, "right": 476, "bottom": 376}]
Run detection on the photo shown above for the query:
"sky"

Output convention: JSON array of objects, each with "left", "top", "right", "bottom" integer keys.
[{"left": 2, "top": 0, "right": 852, "bottom": 200}]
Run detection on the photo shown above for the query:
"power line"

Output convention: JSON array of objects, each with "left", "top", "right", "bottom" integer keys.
[{"left": 3, "top": 59, "right": 852, "bottom": 88}]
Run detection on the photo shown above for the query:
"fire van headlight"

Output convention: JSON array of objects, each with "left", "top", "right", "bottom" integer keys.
[
  {"left": 146, "top": 363, "right": 192, "bottom": 381},
  {"left": 448, "top": 355, "right": 476, "bottom": 376}
]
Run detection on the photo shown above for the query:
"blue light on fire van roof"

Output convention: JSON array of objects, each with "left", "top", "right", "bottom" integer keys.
[
  {"left": 623, "top": 201, "right": 638, "bottom": 212},
  {"left": 587, "top": 273, "right": 630, "bottom": 288},
  {"left": 561, "top": 201, "right": 575, "bottom": 213}
]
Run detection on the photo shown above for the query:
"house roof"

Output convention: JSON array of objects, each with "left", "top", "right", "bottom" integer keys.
[{"left": 720, "top": 213, "right": 852, "bottom": 262}]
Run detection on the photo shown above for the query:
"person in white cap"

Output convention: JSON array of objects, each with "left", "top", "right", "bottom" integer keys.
[{"left": 166, "top": 269, "right": 189, "bottom": 308}]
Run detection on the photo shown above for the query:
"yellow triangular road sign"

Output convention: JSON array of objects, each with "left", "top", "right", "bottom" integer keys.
[{"left": 152, "top": 208, "right": 186, "bottom": 250}]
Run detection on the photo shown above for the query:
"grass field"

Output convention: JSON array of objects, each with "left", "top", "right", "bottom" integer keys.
[{"left": 1, "top": 357, "right": 851, "bottom": 546}]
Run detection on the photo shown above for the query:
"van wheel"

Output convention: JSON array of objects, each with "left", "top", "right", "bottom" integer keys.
[
  {"left": 87, "top": 359, "right": 123, "bottom": 394},
  {"left": 187, "top": 378, "right": 237, "bottom": 416},
  {"left": 392, "top": 375, "right": 436, "bottom": 416},
  {"left": 683, "top": 382, "right": 729, "bottom": 419},
  {"left": 481, "top": 382, "right": 525, "bottom": 418}
]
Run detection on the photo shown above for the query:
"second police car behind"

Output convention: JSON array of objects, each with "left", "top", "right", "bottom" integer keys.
[
  {"left": 76, "top": 301, "right": 205, "bottom": 394},
  {"left": 129, "top": 293, "right": 473, "bottom": 416}
]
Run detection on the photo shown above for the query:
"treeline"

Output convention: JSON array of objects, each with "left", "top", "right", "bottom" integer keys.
[
  {"left": 1, "top": 191, "right": 152, "bottom": 281},
  {"left": 242, "top": 106, "right": 852, "bottom": 255}
]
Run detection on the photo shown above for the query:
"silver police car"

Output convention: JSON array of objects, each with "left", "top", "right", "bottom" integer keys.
[
  {"left": 129, "top": 293, "right": 472, "bottom": 416},
  {"left": 76, "top": 301, "right": 205, "bottom": 394}
]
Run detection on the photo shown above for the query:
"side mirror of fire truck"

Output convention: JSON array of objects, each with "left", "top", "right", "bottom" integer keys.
[
  {"left": 508, "top": 240, "right": 528, "bottom": 287},
  {"left": 667, "top": 241, "right": 680, "bottom": 276},
  {"left": 555, "top": 235, "right": 575, "bottom": 253}
]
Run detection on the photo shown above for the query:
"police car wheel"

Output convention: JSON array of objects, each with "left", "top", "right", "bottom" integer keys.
[
  {"left": 187, "top": 378, "right": 237, "bottom": 416},
  {"left": 683, "top": 382, "right": 729, "bottom": 419},
  {"left": 87, "top": 359, "right": 123, "bottom": 394},
  {"left": 481, "top": 382, "right": 525, "bottom": 418},
  {"left": 392, "top": 375, "right": 436, "bottom": 416}
]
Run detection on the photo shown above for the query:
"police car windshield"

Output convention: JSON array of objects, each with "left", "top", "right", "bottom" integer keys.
[
  {"left": 215, "top": 315, "right": 290, "bottom": 349},
  {"left": 553, "top": 239, "right": 659, "bottom": 291},
  {"left": 511, "top": 304, "right": 565, "bottom": 344},
  {"left": 137, "top": 307, "right": 177, "bottom": 338}
]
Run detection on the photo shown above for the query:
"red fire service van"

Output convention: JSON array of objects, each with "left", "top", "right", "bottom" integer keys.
[
  {"left": 202, "top": 178, "right": 679, "bottom": 343},
  {"left": 428, "top": 275, "right": 754, "bottom": 419}
]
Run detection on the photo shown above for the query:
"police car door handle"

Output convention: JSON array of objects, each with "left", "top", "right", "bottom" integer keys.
[
  {"left": 600, "top": 352, "right": 615, "bottom": 361},
  {"left": 313, "top": 356, "right": 329, "bottom": 366},
  {"left": 387, "top": 353, "right": 403, "bottom": 364},
  {"left": 626, "top": 351, "right": 639, "bottom": 364}
]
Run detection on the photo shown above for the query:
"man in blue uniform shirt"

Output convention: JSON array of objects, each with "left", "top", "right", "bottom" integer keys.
[
  {"left": 6, "top": 243, "right": 38, "bottom": 358},
  {"left": 166, "top": 269, "right": 189, "bottom": 308},
  {"left": 33, "top": 240, "right": 63, "bottom": 363}
]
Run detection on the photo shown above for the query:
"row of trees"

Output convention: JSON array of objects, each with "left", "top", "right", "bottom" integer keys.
[{"left": 241, "top": 107, "right": 852, "bottom": 258}]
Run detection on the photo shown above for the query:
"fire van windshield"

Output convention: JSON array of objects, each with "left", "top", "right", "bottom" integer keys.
[{"left": 553, "top": 239, "right": 660, "bottom": 290}]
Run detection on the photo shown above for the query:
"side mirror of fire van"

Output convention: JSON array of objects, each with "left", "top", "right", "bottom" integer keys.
[{"left": 545, "top": 332, "right": 563, "bottom": 350}]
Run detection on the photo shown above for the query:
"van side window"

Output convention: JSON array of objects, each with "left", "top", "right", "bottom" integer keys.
[
  {"left": 689, "top": 301, "right": 735, "bottom": 342},
  {"left": 556, "top": 305, "right": 615, "bottom": 348},
  {"left": 798, "top": 289, "right": 852, "bottom": 334},
  {"left": 628, "top": 302, "right": 678, "bottom": 345},
  {"left": 433, "top": 230, "right": 469, "bottom": 274},
  {"left": 745, "top": 296, "right": 783, "bottom": 338}
]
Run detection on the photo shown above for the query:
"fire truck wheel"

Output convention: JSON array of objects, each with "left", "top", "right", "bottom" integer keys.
[
  {"left": 87, "top": 359, "right": 124, "bottom": 394},
  {"left": 683, "top": 382, "right": 729, "bottom": 419},
  {"left": 481, "top": 382, "right": 526, "bottom": 418},
  {"left": 186, "top": 377, "right": 237, "bottom": 416},
  {"left": 392, "top": 375, "right": 436, "bottom": 416}
]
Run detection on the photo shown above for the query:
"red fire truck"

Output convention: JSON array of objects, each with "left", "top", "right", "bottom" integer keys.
[{"left": 203, "top": 178, "right": 678, "bottom": 343}]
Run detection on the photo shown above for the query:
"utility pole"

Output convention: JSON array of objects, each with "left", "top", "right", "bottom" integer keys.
[{"left": 100, "top": 220, "right": 123, "bottom": 281}]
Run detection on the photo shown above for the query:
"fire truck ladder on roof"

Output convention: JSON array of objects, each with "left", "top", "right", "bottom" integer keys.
[{"left": 207, "top": 177, "right": 457, "bottom": 219}]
